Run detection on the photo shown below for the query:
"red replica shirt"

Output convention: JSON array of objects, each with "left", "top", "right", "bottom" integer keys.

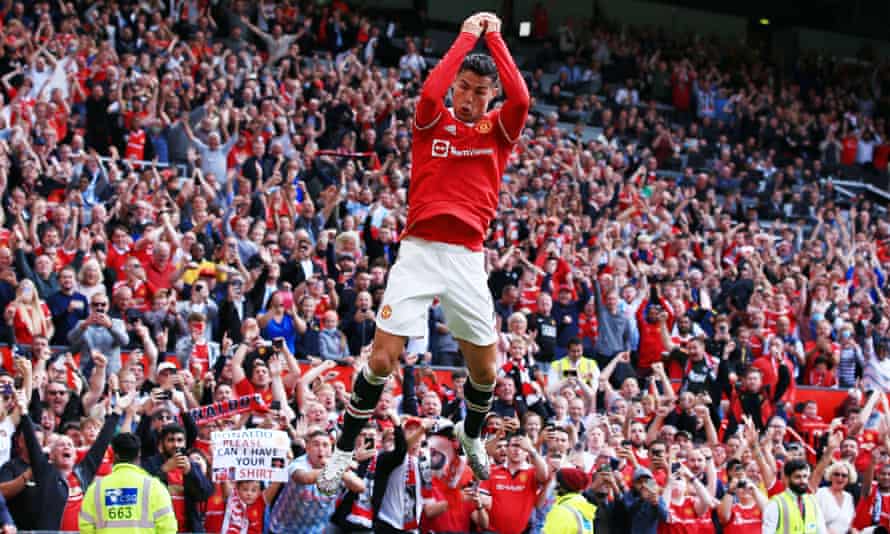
[
  {"left": 518, "top": 285, "right": 540, "bottom": 313},
  {"left": 204, "top": 484, "right": 226, "bottom": 533},
  {"left": 168, "top": 468, "right": 188, "bottom": 531},
  {"left": 842, "top": 136, "right": 858, "bottom": 165},
  {"left": 234, "top": 377, "right": 274, "bottom": 406},
  {"left": 751, "top": 354, "right": 796, "bottom": 404},
  {"left": 658, "top": 496, "right": 699, "bottom": 534},
  {"left": 60, "top": 471, "right": 84, "bottom": 531},
  {"left": 764, "top": 307, "right": 796, "bottom": 334},
  {"left": 125, "top": 129, "right": 146, "bottom": 161},
  {"left": 636, "top": 299, "right": 671, "bottom": 369},
  {"left": 12, "top": 302, "right": 51, "bottom": 345},
  {"left": 191, "top": 342, "right": 210, "bottom": 377},
  {"left": 722, "top": 502, "right": 762, "bottom": 534},
  {"left": 240, "top": 494, "right": 266, "bottom": 534},
  {"left": 76, "top": 445, "right": 114, "bottom": 477},
  {"left": 106, "top": 244, "right": 133, "bottom": 277},
  {"left": 404, "top": 31, "right": 528, "bottom": 251},
  {"left": 578, "top": 312, "right": 598, "bottom": 345},
  {"left": 854, "top": 483, "right": 890, "bottom": 530},
  {"left": 422, "top": 467, "right": 475, "bottom": 533},
  {"left": 112, "top": 279, "right": 153, "bottom": 312},
  {"left": 855, "top": 428, "right": 880, "bottom": 473},
  {"left": 144, "top": 259, "right": 177, "bottom": 291},
  {"left": 480, "top": 465, "right": 539, "bottom": 534}
]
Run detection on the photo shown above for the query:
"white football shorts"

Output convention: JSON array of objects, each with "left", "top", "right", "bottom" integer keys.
[{"left": 376, "top": 237, "right": 497, "bottom": 346}]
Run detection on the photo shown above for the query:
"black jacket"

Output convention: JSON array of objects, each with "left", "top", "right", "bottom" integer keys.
[
  {"left": 217, "top": 297, "right": 259, "bottom": 344},
  {"left": 371, "top": 426, "right": 411, "bottom": 532},
  {"left": 0, "top": 457, "right": 41, "bottom": 530},
  {"left": 18, "top": 412, "right": 119, "bottom": 530},
  {"left": 143, "top": 453, "right": 214, "bottom": 532}
]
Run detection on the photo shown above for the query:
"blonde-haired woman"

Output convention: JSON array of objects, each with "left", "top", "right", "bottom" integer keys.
[
  {"left": 77, "top": 258, "right": 106, "bottom": 302},
  {"left": 6, "top": 279, "right": 53, "bottom": 345},
  {"left": 334, "top": 230, "right": 362, "bottom": 261},
  {"left": 814, "top": 461, "right": 855, "bottom": 534},
  {"left": 497, "top": 312, "right": 538, "bottom": 367}
]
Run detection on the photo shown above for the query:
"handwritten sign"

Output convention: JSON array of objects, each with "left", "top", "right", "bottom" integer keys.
[{"left": 211, "top": 429, "right": 290, "bottom": 482}]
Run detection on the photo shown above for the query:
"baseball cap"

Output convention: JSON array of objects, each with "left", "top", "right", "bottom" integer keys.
[
  {"left": 429, "top": 419, "right": 455, "bottom": 438},
  {"left": 556, "top": 467, "right": 590, "bottom": 492},
  {"left": 633, "top": 466, "right": 654, "bottom": 482},
  {"left": 786, "top": 442, "right": 804, "bottom": 453},
  {"left": 403, "top": 416, "right": 424, "bottom": 430},
  {"left": 157, "top": 362, "right": 177, "bottom": 374}
]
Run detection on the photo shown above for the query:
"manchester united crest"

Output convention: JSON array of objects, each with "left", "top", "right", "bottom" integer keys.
[
  {"left": 476, "top": 119, "right": 492, "bottom": 133},
  {"left": 381, "top": 305, "right": 392, "bottom": 319}
]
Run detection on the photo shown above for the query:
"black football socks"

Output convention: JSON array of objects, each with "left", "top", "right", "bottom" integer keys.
[
  {"left": 463, "top": 376, "right": 495, "bottom": 438},
  {"left": 337, "top": 365, "right": 388, "bottom": 451}
]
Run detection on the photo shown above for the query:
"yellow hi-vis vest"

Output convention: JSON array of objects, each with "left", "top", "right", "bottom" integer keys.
[
  {"left": 772, "top": 490, "right": 820, "bottom": 534},
  {"left": 543, "top": 493, "right": 597, "bottom": 534},
  {"left": 552, "top": 357, "right": 599, "bottom": 385},
  {"left": 79, "top": 462, "right": 177, "bottom": 534}
]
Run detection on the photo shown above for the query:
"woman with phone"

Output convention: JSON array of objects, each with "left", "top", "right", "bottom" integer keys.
[
  {"left": 661, "top": 465, "right": 719, "bottom": 534},
  {"left": 717, "top": 461, "right": 768, "bottom": 534},
  {"left": 6, "top": 279, "right": 53, "bottom": 345},
  {"left": 257, "top": 290, "right": 300, "bottom": 354}
]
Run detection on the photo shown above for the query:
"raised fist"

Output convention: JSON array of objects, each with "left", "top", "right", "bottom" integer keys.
[
  {"left": 461, "top": 14, "right": 486, "bottom": 37},
  {"left": 478, "top": 12, "right": 502, "bottom": 33}
]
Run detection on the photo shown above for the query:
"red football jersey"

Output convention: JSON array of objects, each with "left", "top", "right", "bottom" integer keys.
[
  {"left": 404, "top": 31, "right": 528, "bottom": 251},
  {"left": 479, "top": 466, "right": 539, "bottom": 534},
  {"left": 659, "top": 496, "right": 700, "bottom": 534},
  {"left": 722, "top": 502, "right": 762, "bottom": 534},
  {"left": 406, "top": 105, "right": 514, "bottom": 251}
]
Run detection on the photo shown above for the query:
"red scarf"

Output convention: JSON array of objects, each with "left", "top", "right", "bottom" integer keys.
[{"left": 221, "top": 493, "right": 249, "bottom": 534}]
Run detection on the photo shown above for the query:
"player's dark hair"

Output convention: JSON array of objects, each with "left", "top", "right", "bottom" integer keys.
[{"left": 459, "top": 53, "right": 498, "bottom": 81}]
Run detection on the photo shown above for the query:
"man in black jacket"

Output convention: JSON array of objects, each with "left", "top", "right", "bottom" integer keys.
[
  {"left": 143, "top": 423, "right": 213, "bottom": 532},
  {"left": 0, "top": 432, "right": 37, "bottom": 530},
  {"left": 339, "top": 410, "right": 432, "bottom": 534},
  {"left": 12, "top": 391, "right": 124, "bottom": 530},
  {"left": 216, "top": 274, "right": 258, "bottom": 344}
]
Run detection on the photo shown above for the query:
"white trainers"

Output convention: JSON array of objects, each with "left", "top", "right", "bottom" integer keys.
[
  {"left": 317, "top": 447, "right": 353, "bottom": 496},
  {"left": 455, "top": 421, "right": 490, "bottom": 480}
]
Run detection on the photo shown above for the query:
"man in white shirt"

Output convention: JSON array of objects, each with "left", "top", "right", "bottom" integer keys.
[{"left": 399, "top": 41, "right": 427, "bottom": 81}]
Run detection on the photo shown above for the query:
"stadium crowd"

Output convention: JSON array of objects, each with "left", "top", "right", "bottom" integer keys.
[{"left": 0, "top": 0, "right": 885, "bottom": 533}]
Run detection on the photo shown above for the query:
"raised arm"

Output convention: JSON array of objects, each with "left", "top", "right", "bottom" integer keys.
[
  {"left": 414, "top": 17, "right": 481, "bottom": 129},
  {"left": 743, "top": 416, "right": 776, "bottom": 490},
  {"left": 850, "top": 388, "right": 882, "bottom": 437},
  {"left": 231, "top": 342, "right": 249, "bottom": 385},
  {"left": 481, "top": 16, "right": 530, "bottom": 142},
  {"left": 681, "top": 465, "right": 718, "bottom": 515},
  {"left": 810, "top": 431, "right": 842, "bottom": 492},
  {"left": 82, "top": 352, "right": 108, "bottom": 411}
]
